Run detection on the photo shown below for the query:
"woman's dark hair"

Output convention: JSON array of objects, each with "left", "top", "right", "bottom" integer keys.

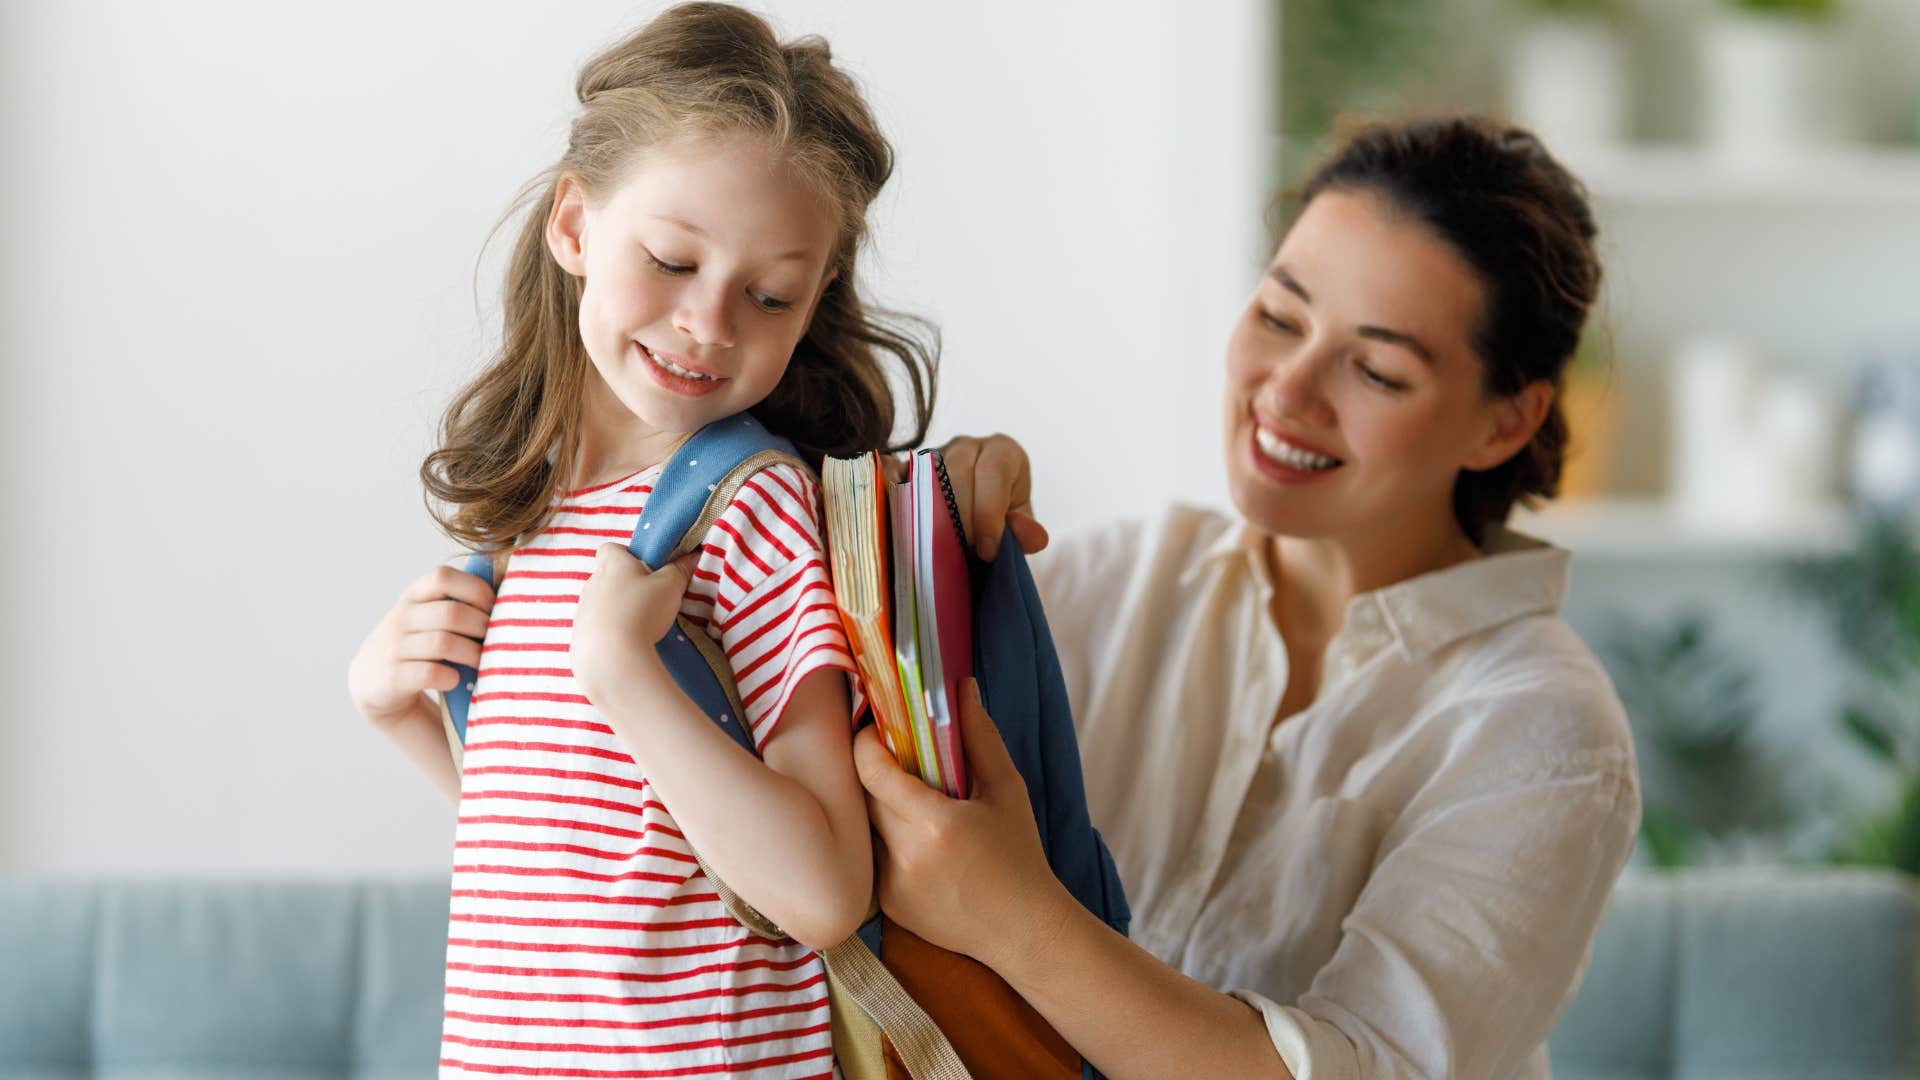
[{"left": 1288, "top": 116, "right": 1602, "bottom": 546}]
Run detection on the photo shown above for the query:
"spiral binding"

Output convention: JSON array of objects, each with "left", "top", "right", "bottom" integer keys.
[{"left": 922, "top": 449, "right": 969, "bottom": 551}]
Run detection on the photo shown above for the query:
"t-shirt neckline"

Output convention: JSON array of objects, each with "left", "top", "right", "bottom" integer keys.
[{"left": 561, "top": 462, "right": 665, "bottom": 506}]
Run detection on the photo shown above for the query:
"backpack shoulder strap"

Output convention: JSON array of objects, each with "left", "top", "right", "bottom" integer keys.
[
  {"left": 436, "top": 546, "right": 509, "bottom": 765},
  {"left": 632, "top": 415, "right": 806, "bottom": 756},
  {"left": 437, "top": 414, "right": 804, "bottom": 762}
]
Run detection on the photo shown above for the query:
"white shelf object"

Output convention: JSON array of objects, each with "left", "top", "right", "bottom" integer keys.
[
  {"left": 1512, "top": 496, "right": 1856, "bottom": 559},
  {"left": 1560, "top": 144, "right": 1920, "bottom": 207}
]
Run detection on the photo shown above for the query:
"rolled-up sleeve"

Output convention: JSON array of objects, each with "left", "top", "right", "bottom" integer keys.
[{"left": 1230, "top": 698, "right": 1640, "bottom": 1080}]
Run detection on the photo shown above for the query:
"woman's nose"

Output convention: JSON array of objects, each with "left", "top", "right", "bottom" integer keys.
[
  {"left": 674, "top": 285, "right": 736, "bottom": 349},
  {"left": 1260, "top": 344, "right": 1334, "bottom": 423}
]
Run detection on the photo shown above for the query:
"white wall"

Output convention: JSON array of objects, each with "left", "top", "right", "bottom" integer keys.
[{"left": 0, "top": 1, "right": 1271, "bottom": 873}]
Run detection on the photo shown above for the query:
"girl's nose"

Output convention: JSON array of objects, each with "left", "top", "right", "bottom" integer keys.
[{"left": 674, "top": 286, "right": 736, "bottom": 349}]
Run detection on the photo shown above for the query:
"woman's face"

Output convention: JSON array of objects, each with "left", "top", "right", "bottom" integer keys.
[{"left": 1222, "top": 189, "right": 1526, "bottom": 546}]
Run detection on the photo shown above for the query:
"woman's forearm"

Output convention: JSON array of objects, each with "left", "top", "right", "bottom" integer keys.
[
  {"left": 596, "top": 662, "right": 870, "bottom": 949},
  {"left": 998, "top": 888, "right": 1294, "bottom": 1080}
]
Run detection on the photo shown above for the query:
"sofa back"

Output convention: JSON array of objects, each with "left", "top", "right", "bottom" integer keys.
[
  {"left": 3, "top": 869, "right": 1916, "bottom": 1078},
  {"left": 1551, "top": 868, "right": 1919, "bottom": 1080},
  {"left": 0, "top": 878, "right": 447, "bottom": 1079}
]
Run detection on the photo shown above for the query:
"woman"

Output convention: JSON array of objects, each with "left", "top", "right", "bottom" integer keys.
[{"left": 860, "top": 116, "right": 1641, "bottom": 1079}]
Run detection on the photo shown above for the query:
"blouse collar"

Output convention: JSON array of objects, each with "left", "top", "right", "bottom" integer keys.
[{"left": 1189, "top": 517, "right": 1572, "bottom": 662}]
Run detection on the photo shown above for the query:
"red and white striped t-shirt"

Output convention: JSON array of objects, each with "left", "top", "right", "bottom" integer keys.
[{"left": 440, "top": 459, "right": 856, "bottom": 1079}]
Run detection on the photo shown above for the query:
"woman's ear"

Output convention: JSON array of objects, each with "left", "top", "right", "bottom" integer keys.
[
  {"left": 546, "top": 175, "right": 589, "bottom": 277},
  {"left": 1462, "top": 379, "right": 1554, "bottom": 472}
]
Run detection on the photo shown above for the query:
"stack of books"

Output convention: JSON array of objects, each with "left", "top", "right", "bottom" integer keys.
[{"left": 822, "top": 449, "right": 973, "bottom": 798}]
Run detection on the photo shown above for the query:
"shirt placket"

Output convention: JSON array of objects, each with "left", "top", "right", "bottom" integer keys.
[{"left": 1151, "top": 581, "right": 1286, "bottom": 960}]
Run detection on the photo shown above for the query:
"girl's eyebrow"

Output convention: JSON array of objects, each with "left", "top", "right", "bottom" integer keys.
[{"left": 648, "top": 214, "right": 817, "bottom": 263}]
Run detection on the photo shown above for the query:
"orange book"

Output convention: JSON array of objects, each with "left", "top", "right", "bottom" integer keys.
[{"left": 823, "top": 452, "right": 920, "bottom": 778}]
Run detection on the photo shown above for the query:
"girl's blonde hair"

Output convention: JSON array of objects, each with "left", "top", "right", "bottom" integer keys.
[{"left": 422, "top": 2, "right": 938, "bottom": 551}]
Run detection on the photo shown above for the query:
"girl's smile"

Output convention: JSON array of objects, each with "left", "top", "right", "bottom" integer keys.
[{"left": 637, "top": 341, "right": 727, "bottom": 396}]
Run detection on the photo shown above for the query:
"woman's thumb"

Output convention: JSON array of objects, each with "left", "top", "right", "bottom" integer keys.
[{"left": 959, "top": 678, "right": 1019, "bottom": 794}]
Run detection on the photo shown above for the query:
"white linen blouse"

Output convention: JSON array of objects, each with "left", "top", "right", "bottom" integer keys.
[{"left": 1028, "top": 504, "right": 1641, "bottom": 1079}]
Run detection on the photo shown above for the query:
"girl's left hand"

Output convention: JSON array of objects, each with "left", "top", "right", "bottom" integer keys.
[
  {"left": 571, "top": 543, "right": 695, "bottom": 707},
  {"left": 853, "top": 678, "right": 1073, "bottom": 970}
]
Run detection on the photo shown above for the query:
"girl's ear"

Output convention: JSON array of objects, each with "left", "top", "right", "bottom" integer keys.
[
  {"left": 1461, "top": 379, "right": 1554, "bottom": 472},
  {"left": 546, "top": 175, "right": 589, "bottom": 277}
]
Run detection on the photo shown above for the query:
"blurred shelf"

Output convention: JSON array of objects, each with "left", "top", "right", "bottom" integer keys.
[
  {"left": 1561, "top": 144, "right": 1920, "bottom": 207},
  {"left": 1512, "top": 496, "right": 1856, "bottom": 560}
]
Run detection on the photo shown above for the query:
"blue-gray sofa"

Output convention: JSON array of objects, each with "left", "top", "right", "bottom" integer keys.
[{"left": 2, "top": 868, "right": 1915, "bottom": 1078}]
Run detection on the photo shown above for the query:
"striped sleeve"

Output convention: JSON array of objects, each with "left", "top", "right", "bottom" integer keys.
[{"left": 683, "top": 462, "right": 856, "bottom": 752}]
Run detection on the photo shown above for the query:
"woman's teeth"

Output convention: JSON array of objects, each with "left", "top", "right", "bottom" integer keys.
[
  {"left": 1256, "top": 428, "right": 1341, "bottom": 471},
  {"left": 645, "top": 347, "right": 716, "bottom": 381}
]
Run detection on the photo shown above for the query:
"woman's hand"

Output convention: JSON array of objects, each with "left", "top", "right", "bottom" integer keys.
[
  {"left": 853, "top": 678, "right": 1074, "bottom": 970},
  {"left": 570, "top": 543, "right": 693, "bottom": 709},
  {"left": 894, "top": 434, "right": 1050, "bottom": 561},
  {"left": 348, "top": 563, "right": 494, "bottom": 729}
]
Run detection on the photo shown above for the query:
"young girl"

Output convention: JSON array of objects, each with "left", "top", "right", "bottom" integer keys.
[{"left": 345, "top": 5, "right": 936, "bottom": 1076}]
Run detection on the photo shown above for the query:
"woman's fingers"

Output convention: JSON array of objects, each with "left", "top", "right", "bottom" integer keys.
[
  {"left": 957, "top": 679, "right": 1022, "bottom": 797},
  {"left": 934, "top": 433, "right": 1043, "bottom": 561},
  {"left": 1007, "top": 508, "right": 1051, "bottom": 556},
  {"left": 853, "top": 724, "right": 944, "bottom": 818},
  {"left": 882, "top": 452, "right": 908, "bottom": 486}
]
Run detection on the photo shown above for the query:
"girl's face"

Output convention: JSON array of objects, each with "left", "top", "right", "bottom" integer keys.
[
  {"left": 1222, "top": 189, "right": 1540, "bottom": 547},
  {"left": 547, "top": 134, "right": 841, "bottom": 440}
]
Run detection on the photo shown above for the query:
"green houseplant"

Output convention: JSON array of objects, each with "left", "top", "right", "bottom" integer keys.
[
  {"left": 1786, "top": 513, "right": 1920, "bottom": 875},
  {"left": 1599, "top": 613, "right": 1787, "bottom": 867},
  {"left": 1727, "top": 0, "right": 1835, "bottom": 17}
]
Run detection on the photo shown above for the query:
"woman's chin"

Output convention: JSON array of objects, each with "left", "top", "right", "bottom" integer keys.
[{"left": 1225, "top": 474, "right": 1336, "bottom": 540}]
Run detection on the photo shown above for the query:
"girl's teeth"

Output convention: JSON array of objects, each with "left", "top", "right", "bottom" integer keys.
[
  {"left": 1256, "top": 428, "right": 1340, "bottom": 471},
  {"left": 646, "top": 348, "right": 714, "bottom": 381}
]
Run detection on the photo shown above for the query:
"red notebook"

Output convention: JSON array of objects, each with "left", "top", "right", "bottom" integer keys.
[{"left": 910, "top": 450, "right": 972, "bottom": 798}]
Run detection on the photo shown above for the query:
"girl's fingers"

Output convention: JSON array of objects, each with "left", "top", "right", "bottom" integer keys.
[
  {"left": 405, "top": 598, "right": 490, "bottom": 639},
  {"left": 395, "top": 629, "right": 483, "bottom": 669},
  {"left": 408, "top": 564, "right": 496, "bottom": 613},
  {"left": 395, "top": 659, "right": 462, "bottom": 694}
]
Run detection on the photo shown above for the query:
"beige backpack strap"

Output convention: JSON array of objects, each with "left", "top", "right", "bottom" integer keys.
[
  {"left": 820, "top": 937, "right": 974, "bottom": 1080},
  {"left": 676, "top": 452, "right": 973, "bottom": 1080},
  {"left": 695, "top": 850, "right": 972, "bottom": 1080}
]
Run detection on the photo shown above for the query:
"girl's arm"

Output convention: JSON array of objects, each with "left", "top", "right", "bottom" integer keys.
[
  {"left": 854, "top": 682, "right": 1291, "bottom": 1080},
  {"left": 572, "top": 545, "right": 872, "bottom": 952},
  {"left": 371, "top": 691, "right": 464, "bottom": 808}
]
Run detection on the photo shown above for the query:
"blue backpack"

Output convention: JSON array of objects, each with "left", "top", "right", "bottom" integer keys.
[{"left": 439, "top": 413, "right": 1129, "bottom": 1080}]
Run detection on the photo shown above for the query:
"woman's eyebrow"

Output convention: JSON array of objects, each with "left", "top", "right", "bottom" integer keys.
[
  {"left": 1359, "top": 325, "right": 1436, "bottom": 366},
  {"left": 1270, "top": 264, "right": 1437, "bottom": 365},
  {"left": 1269, "top": 265, "right": 1311, "bottom": 303}
]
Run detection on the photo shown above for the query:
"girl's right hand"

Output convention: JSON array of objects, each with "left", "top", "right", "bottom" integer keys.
[{"left": 348, "top": 564, "right": 496, "bottom": 729}]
